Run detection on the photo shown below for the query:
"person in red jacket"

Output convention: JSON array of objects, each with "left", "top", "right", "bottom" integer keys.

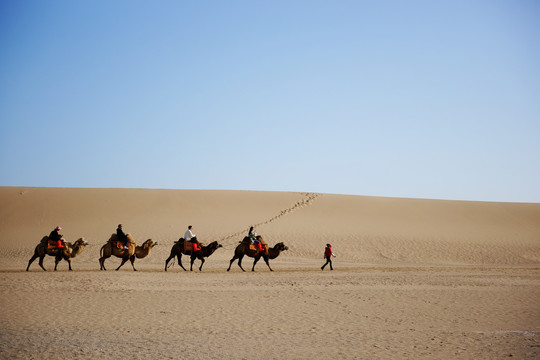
[{"left": 321, "top": 243, "right": 336, "bottom": 270}]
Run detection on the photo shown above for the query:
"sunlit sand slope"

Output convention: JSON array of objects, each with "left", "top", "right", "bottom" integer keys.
[{"left": 1, "top": 187, "right": 539, "bottom": 269}]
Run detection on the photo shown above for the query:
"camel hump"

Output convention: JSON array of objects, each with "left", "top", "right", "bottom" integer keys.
[
  {"left": 126, "top": 233, "right": 135, "bottom": 244},
  {"left": 174, "top": 237, "right": 185, "bottom": 244},
  {"left": 40, "top": 236, "right": 49, "bottom": 244},
  {"left": 241, "top": 237, "right": 251, "bottom": 244},
  {"left": 108, "top": 233, "right": 135, "bottom": 244}
]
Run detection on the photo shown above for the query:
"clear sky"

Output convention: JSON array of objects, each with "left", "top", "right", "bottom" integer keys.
[{"left": 1, "top": 0, "right": 539, "bottom": 202}]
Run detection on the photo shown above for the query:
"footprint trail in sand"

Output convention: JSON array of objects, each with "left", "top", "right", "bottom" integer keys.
[{"left": 219, "top": 192, "right": 321, "bottom": 245}]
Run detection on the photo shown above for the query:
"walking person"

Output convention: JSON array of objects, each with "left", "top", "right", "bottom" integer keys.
[{"left": 321, "top": 243, "right": 336, "bottom": 270}]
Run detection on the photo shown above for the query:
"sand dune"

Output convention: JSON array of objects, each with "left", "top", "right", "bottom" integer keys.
[
  {"left": 1, "top": 187, "right": 539, "bottom": 359},
  {"left": 1, "top": 187, "right": 539, "bottom": 269}
]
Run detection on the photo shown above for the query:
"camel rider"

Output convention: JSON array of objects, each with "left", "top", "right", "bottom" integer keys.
[
  {"left": 248, "top": 226, "right": 257, "bottom": 244},
  {"left": 184, "top": 225, "right": 201, "bottom": 252},
  {"left": 49, "top": 226, "right": 65, "bottom": 251},
  {"left": 116, "top": 224, "right": 129, "bottom": 250},
  {"left": 248, "top": 226, "right": 264, "bottom": 252}
]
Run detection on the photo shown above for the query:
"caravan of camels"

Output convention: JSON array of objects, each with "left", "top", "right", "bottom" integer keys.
[{"left": 26, "top": 225, "right": 290, "bottom": 272}]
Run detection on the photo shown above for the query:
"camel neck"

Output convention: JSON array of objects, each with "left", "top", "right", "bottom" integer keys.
[{"left": 267, "top": 248, "right": 281, "bottom": 260}]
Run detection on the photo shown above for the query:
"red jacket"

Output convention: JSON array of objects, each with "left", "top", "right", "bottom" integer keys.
[{"left": 324, "top": 246, "right": 333, "bottom": 257}]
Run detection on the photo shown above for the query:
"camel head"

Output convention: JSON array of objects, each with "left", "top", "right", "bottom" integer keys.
[
  {"left": 133, "top": 239, "right": 157, "bottom": 259},
  {"left": 141, "top": 239, "right": 158, "bottom": 249},
  {"left": 274, "top": 242, "right": 288, "bottom": 251},
  {"left": 72, "top": 238, "right": 89, "bottom": 247},
  {"left": 66, "top": 238, "right": 88, "bottom": 249},
  {"left": 65, "top": 238, "right": 88, "bottom": 257},
  {"left": 207, "top": 241, "right": 223, "bottom": 250}
]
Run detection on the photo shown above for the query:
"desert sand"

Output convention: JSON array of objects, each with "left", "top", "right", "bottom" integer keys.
[{"left": 1, "top": 187, "right": 539, "bottom": 359}]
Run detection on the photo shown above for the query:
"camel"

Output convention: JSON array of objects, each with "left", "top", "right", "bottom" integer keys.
[
  {"left": 99, "top": 234, "right": 158, "bottom": 271},
  {"left": 26, "top": 237, "right": 88, "bottom": 271},
  {"left": 227, "top": 236, "right": 288, "bottom": 272},
  {"left": 165, "top": 238, "right": 222, "bottom": 271}
]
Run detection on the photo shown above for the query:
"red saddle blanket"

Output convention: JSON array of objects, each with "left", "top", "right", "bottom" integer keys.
[
  {"left": 183, "top": 242, "right": 200, "bottom": 252},
  {"left": 112, "top": 241, "right": 126, "bottom": 249},
  {"left": 47, "top": 240, "right": 64, "bottom": 250},
  {"left": 249, "top": 243, "right": 265, "bottom": 252}
]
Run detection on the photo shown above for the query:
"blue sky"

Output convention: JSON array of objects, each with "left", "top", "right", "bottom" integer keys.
[{"left": 1, "top": 0, "right": 539, "bottom": 202}]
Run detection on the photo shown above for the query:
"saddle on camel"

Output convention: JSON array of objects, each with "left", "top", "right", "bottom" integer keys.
[
  {"left": 108, "top": 233, "right": 136, "bottom": 252},
  {"left": 111, "top": 237, "right": 131, "bottom": 249},
  {"left": 247, "top": 236, "right": 267, "bottom": 254},
  {"left": 47, "top": 226, "right": 67, "bottom": 254},
  {"left": 182, "top": 238, "right": 202, "bottom": 252},
  {"left": 47, "top": 238, "right": 66, "bottom": 250}
]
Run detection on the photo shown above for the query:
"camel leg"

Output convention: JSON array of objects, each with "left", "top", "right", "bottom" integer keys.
[
  {"left": 198, "top": 257, "right": 205, "bottom": 271},
  {"left": 228, "top": 253, "right": 246, "bottom": 272},
  {"left": 130, "top": 255, "right": 137, "bottom": 271},
  {"left": 227, "top": 255, "right": 237, "bottom": 271},
  {"left": 190, "top": 255, "right": 195, "bottom": 271},
  {"left": 190, "top": 253, "right": 202, "bottom": 271},
  {"left": 252, "top": 256, "right": 261, "bottom": 272},
  {"left": 115, "top": 258, "right": 129, "bottom": 271},
  {"left": 99, "top": 255, "right": 109, "bottom": 271},
  {"left": 237, "top": 255, "right": 246, "bottom": 272},
  {"left": 262, "top": 255, "right": 273, "bottom": 272},
  {"left": 67, "top": 258, "right": 72, "bottom": 271},
  {"left": 54, "top": 256, "right": 61, "bottom": 271},
  {"left": 178, "top": 254, "right": 186, "bottom": 271},
  {"left": 165, "top": 254, "right": 174, "bottom": 271},
  {"left": 26, "top": 253, "right": 39, "bottom": 271},
  {"left": 38, "top": 255, "right": 47, "bottom": 271}
]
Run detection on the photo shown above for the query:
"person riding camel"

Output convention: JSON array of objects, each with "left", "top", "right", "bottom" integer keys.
[
  {"left": 248, "top": 226, "right": 264, "bottom": 252},
  {"left": 184, "top": 225, "right": 201, "bottom": 252},
  {"left": 49, "top": 226, "right": 65, "bottom": 252},
  {"left": 248, "top": 226, "right": 257, "bottom": 243},
  {"left": 116, "top": 224, "right": 129, "bottom": 250}
]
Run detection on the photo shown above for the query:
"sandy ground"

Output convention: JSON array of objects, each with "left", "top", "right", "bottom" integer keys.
[{"left": 1, "top": 187, "right": 539, "bottom": 359}]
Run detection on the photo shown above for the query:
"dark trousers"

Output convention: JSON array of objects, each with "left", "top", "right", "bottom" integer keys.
[{"left": 321, "top": 256, "right": 333, "bottom": 270}]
